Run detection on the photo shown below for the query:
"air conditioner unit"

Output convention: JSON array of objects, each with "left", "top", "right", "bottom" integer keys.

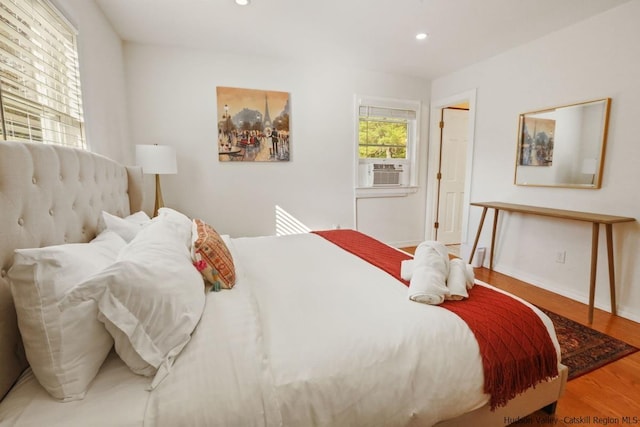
[{"left": 363, "top": 163, "right": 405, "bottom": 186}]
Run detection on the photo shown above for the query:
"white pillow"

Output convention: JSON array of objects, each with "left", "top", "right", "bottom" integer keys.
[
  {"left": 8, "top": 231, "right": 126, "bottom": 401},
  {"left": 97, "top": 210, "right": 151, "bottom": 242},
  {"left": 61, "top": 213, "right": 205, "bottom": 389},
  {"left": 157, "top": 207, "right": 193, "bottom": 248}
]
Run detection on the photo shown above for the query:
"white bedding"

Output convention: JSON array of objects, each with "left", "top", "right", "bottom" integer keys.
[
  {"left": 0, "top": 351, "right": 149, "bottom": 426},
  {"left": 0, "top": 233, "right": 560, "bottom": 427}
]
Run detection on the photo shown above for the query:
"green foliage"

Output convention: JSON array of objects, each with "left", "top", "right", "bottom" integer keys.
[
  {"left": 359, "top": 118, "right": 407, "bottom": 159},
  {"left": 274, "top": 113, "right": 289, "bottom": 131}
]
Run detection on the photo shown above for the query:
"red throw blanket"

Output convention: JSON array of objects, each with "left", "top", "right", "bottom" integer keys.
[{"left": 313, "top": 229, "right": 559, "bottom": 410}]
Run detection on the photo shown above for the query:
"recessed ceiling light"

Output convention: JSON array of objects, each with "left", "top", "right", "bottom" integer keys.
[
  {"left": 415, "top": 33, "right": 428, "bottom": 41},
  {"left": 235, "top": 0, "right": 250, "bottom": 5}
]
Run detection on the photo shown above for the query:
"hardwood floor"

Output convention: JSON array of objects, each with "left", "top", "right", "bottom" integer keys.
[{"left": 474, "top": 267, "right": 640, "bottom": 426}]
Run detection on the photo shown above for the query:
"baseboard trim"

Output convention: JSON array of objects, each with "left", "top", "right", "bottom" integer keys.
[{"left": 492, "top": 264, "right": 640, "bottom": 324}]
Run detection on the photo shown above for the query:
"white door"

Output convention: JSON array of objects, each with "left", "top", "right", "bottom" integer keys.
[{"left": 436, "top": 108, "right": 468, "bottom": 244}]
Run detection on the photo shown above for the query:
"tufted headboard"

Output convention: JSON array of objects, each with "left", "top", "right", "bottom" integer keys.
[{"left": 0, "top": 140, "right": 144, "bottom": 400}]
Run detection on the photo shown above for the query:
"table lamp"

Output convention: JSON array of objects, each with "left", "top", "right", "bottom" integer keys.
[{"left": 135, "top": 144, "right": 177, "bottom": 216}]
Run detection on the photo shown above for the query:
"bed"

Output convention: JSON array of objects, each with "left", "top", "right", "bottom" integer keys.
[{"left": 0, "top": 140, "right": 567, "bottom": 426}]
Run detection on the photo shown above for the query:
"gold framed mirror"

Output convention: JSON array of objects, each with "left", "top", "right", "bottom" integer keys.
[{"left": 514, "top": 98, "right": 611, "bottom": 189}]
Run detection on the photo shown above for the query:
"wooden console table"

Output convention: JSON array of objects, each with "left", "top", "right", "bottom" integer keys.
[{"left": 468, "top": 201, "right": 635, "bottom": 324}]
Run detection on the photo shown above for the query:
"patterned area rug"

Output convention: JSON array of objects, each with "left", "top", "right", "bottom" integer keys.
[{"left": 539, "top": 308, "right": 639, "bottom": 380}]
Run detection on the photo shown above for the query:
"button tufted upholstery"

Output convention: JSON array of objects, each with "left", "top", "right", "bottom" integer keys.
[{"left": 0, "top": 140, "right": 143, "bottom": 400}]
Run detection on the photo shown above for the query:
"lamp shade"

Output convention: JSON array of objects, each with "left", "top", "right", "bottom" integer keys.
[{"left": 135, "top": 145, "right": 177, "bottom": 175}]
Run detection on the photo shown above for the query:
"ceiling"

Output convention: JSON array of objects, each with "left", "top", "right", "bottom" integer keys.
[{"left": 95, "top": 0, "right": 631, "bottom": 80}]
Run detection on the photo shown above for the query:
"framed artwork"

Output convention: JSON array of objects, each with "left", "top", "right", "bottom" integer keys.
[
  {"left": 518, "top": 117, "right": 555, "bottom": 166},
  {"left": 216, "top": 86, "right": 290, "bottom": 162}
]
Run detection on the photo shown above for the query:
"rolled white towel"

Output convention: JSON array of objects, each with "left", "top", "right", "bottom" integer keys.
[
  {"left": 446, "top": 258, "right": 474, "bottom": 300},
  {"left": 415, "top": 240, "right": 450, "bottom": 276},
  {"left": 464, "top": 263, "right": 475, "bottom": 290},
  {"left": 400, "top": 259, "right": 414, "bottom": 281},
  {"left": 408, "top": 246, "right": 450, "bottom": 305},
  {"left": 401, "top": 240, "right": 448, "bottom": 281}
]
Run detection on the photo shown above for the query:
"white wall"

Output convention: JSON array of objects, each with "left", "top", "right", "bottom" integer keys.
[
  {"left": 123, "top": 44, "right": 430, "bottom": 244},
  {"left": 431, "top": 0, "right": 640, "bottom": 321},
  {"left": 54, "top": 0, "right": 131, "bottom": 163}
]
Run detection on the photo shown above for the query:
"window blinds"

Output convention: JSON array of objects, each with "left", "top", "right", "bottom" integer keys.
[
  {"left": 358, "top": 105, "right": 417, "bottom": 122},
  {"left": 0, "top": 0, "right": 85, "bottom": 148}
]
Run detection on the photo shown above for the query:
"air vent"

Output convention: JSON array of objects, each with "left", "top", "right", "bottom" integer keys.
[{"left": 372, "top": 163, "right": 403, "bottom": 186}]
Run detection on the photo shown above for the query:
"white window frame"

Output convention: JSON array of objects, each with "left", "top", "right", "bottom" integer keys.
[
  {"left": 355, "top": 95, "right": 420, "bottom": 198},
  {"left": 0, "top": 0, "right": 86, "bottom": 148}
]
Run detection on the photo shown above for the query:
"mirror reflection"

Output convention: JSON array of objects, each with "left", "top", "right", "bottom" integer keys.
[{"left": 514, "top": 98, "right": 611, "bottom": 189}]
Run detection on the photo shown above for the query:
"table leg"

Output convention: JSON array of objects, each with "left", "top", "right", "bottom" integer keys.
[
  {"left": 469, "top": 207, "right": 488, "bottom": 265},
  {"left": 588, "top": 223, "right": 600, "bottom": 324},
  {"left": 605, "top": 223, "right": 617, "bottom": 316},
  {"left": 489, "top": 209, "right": 499, "bottom": 270}
]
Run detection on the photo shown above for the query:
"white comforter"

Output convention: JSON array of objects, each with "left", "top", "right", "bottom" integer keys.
[
  {"left": 0, "top": 233, "right": 560, "bottom": 427},
  {"left": 148, "top": 233, "right": 559, "bottom": 426}
]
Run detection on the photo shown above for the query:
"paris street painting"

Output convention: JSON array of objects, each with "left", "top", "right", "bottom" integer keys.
[{"left": 217, "top": 86, "right": 290, "bottom": 162}]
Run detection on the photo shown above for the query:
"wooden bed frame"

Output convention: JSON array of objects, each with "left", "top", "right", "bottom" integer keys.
[{"left": 0, "top": 140, "right": 566, "bottom": 426}]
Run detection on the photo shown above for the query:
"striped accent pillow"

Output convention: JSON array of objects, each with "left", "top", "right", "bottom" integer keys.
[{"left": 191, "top": 219, "right": 236, "bottom": 291}]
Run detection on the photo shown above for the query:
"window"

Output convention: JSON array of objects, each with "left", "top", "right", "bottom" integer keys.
[
  {"left": 0, "top": 0, "right": 85, "bottom": 148},
  {"left": 356, "top": 96, "right": 420, "bottom": 194},
  {"left": 359, "top": 106, "right": 413, "bottom": 160}
]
